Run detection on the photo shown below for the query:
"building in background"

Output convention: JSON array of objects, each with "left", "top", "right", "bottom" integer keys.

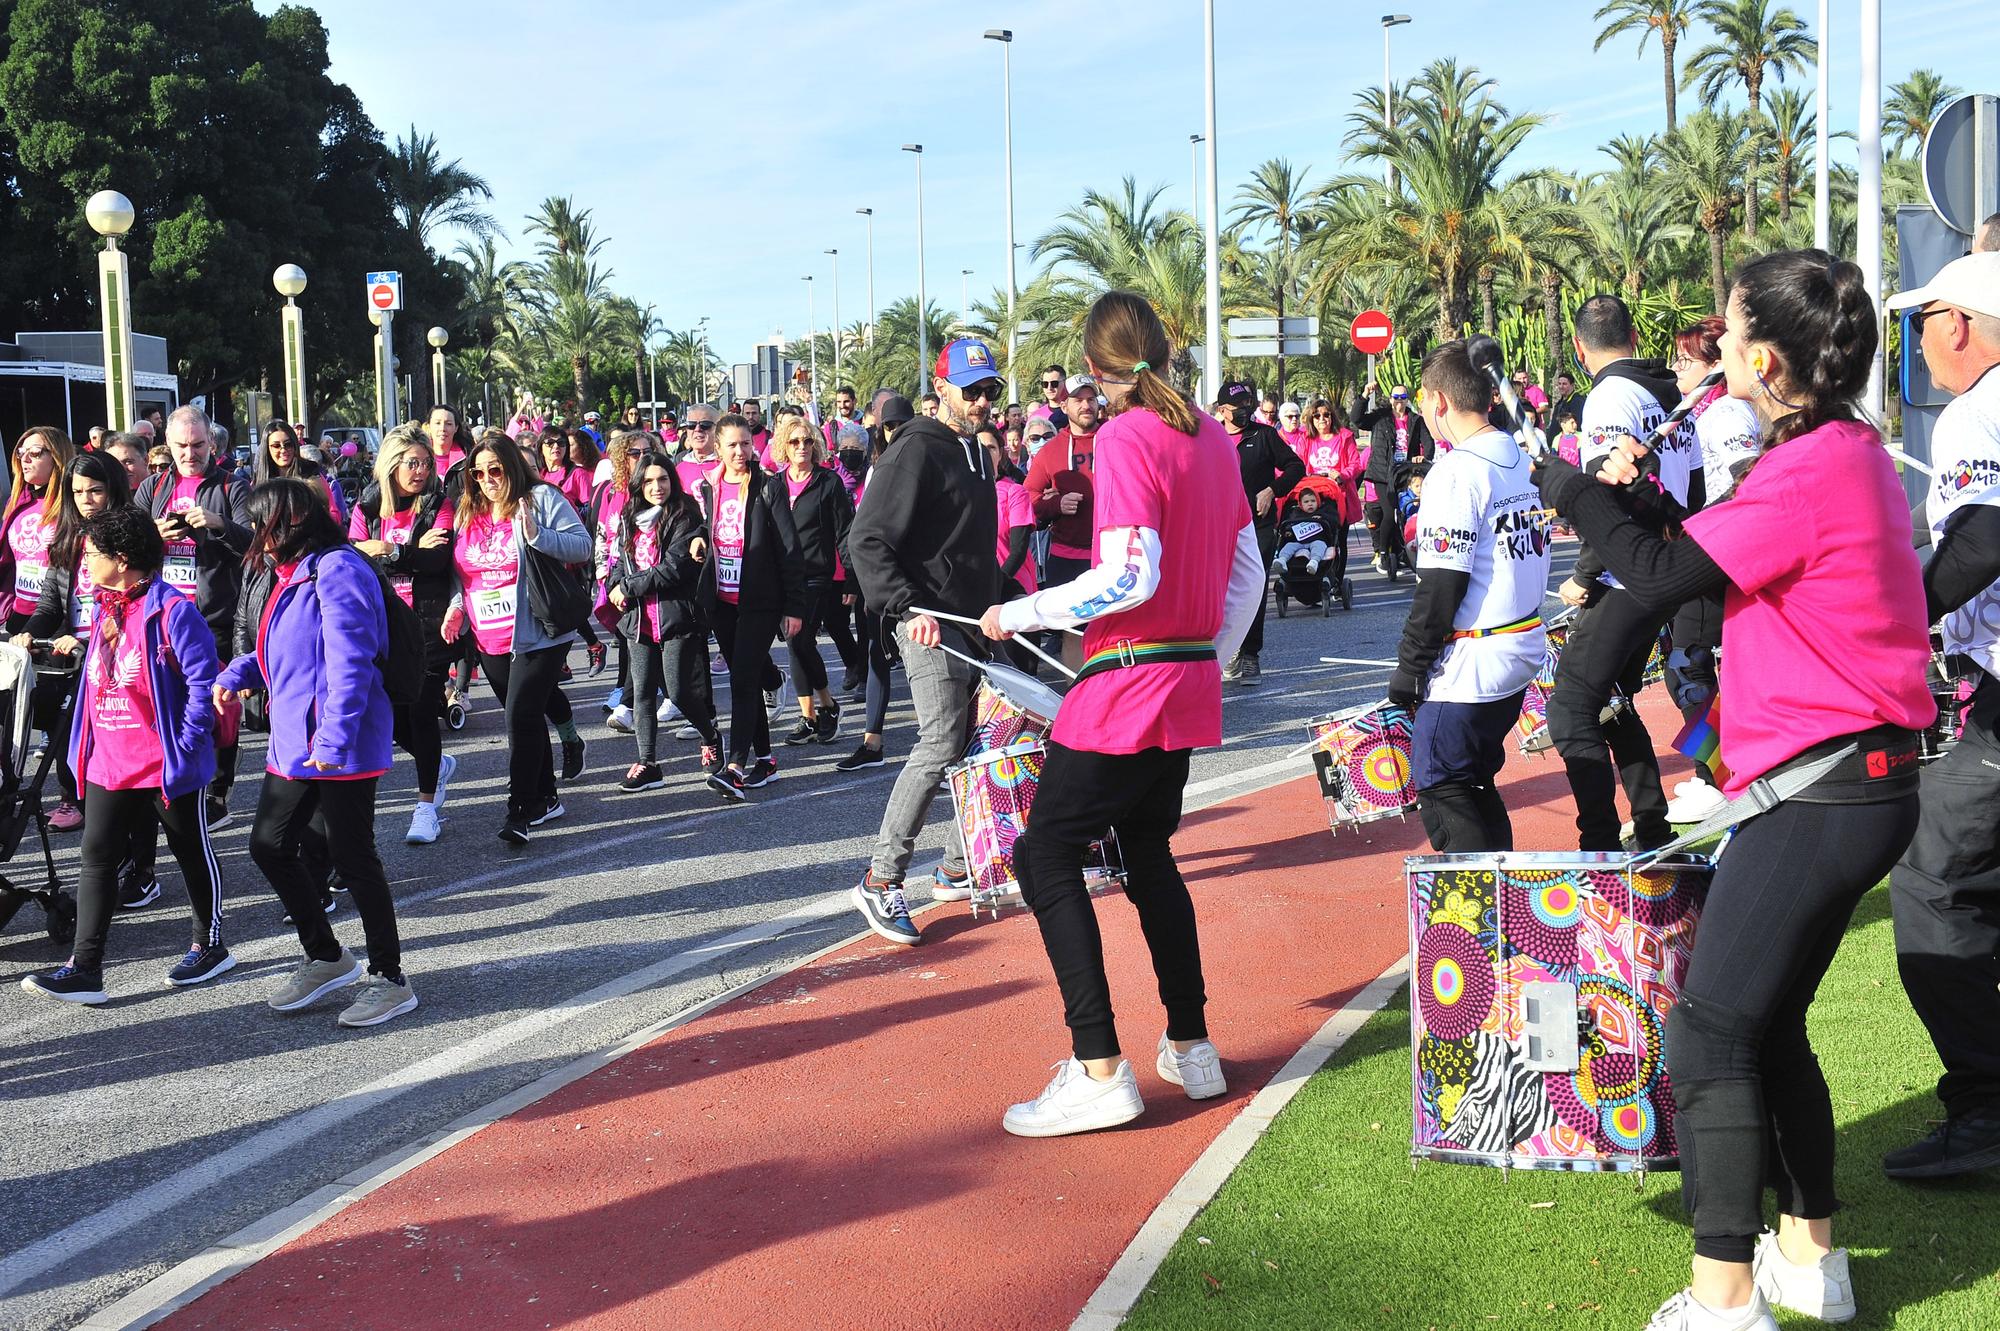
[{"left": 0, "top": 331, "right": 180, "bottom": 443}]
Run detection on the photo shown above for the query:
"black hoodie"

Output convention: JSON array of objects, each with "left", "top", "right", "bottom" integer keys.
[{"left": 848, "top": 415, "right": 999, "bottom": 625}]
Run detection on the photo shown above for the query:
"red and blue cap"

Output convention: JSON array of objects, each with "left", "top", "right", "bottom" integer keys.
[{"left": 934, "top": 337, "right": 1001, "bottom": 388}]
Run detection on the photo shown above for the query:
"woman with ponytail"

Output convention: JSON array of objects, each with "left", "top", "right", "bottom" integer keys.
[
  {"left": 1537, "top": 251, "right": 1932, "bottom": 1331},
  {"left": 977, "top": 291, "right": 1267, "bottom": 1138}
]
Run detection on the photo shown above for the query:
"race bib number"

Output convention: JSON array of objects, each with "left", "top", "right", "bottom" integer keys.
[
  {"left": 390, "top": 573, "right": 416, "bottom": 608},
  {"left": 14, "top": 562, "right": 45, "bottom": 600},
  {"left": 715, "top": 554, "right": 743, "bottom": 593},
  {"left": 163, "top": 540, "right": 199, "bottom": 591},
  {"left": 471, "top": 584, "right": 515, "bottom": 630}
]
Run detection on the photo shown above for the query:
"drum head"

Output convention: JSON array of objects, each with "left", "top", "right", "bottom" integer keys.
[{"left": 981, "top": 661, "right": 1066, "bottom": 722}]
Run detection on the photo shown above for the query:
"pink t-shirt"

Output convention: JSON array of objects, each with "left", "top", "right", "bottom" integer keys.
[
  {"left": 7, "top": 503, "right": 53, "bottom": 618},
  {"left": 545, "top": 467, "right": 592, "bottom": 511},
  {"left": 86, "top": 605, "right": 164, "bottom": 791},
  {"left": 1279, "top": 427, "right": 1309, "bottom": 459},
  {"left": 631, "top": 522, "right": 666, "bottom": 641},
  {"left": 381, "top": 509, "right": 418, "bottom": 607},
  {"left": 784, "top": 472, "right": 811, "bottom": 503},
  {"left": 69, "top": 558, "right": 96, "bottom": 633},
  {"left": 677, "top": 456, "right": 717, "bottom": 496},
  {"left": 454, "top": 510, "right": 520, "bottom": 656},
  {"left": 710, "top": 478, "right": 749, "bottom": 605},
  {"left": 1682, "top": 419, "right": 1935, "bottom": 796},
  {"left": 1052, "top": 409, "right": 1251, "bottom": 755},
  {"left": 996, "top": 478, "right": 1037, "bottom": 594},
  {"left": 162, "top": 474, "right": 205, "bottom": 595}
]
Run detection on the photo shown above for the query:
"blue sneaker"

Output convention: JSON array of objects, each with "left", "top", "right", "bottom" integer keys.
[
  {"left": 931, "top": 865, "right": 974, "bottom": 902},
  {"left": 166, "top": 944, "right": 237, "bottom": 987},
  {"left": 851, "top": 874, "right": 921, "bottom": 946},
  {"left": 22, "top": 963, "right": 106, "bottom": 1005}
]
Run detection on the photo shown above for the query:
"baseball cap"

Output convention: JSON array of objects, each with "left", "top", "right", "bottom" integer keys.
[
  {"left": 1064, "top": 372, "right": 1096, "bottom": 398},
  {"left": 1886, "top": 252, "right": 2000, "bottom": 321},
  {"left": 1221, "top": 379, "right": 1257, "bottom": 405},
  {"left": 934, "top": 337, "right": 1000, "bottom": 388},
  {"left": 583, "top": 411, "right": 601, "bottom": 422},
  {"left": 1277, "top": 401, "right": 1301, "bottom": 418},
  {"left": 877, "top": 394, "right": 916, "bottom": 427}
]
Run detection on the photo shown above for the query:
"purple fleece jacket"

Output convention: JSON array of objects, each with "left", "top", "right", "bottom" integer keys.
[{"left": 68, "top": 581, "right": 219, "bottom": 801}]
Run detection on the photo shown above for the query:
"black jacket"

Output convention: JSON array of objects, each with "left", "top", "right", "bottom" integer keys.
[
  {"left": 1572, "top": 359, "right": 1699, "bottom": 585},
  {"left": 783, "top": 466, "right": 854, "bottom": 583},
  {"left": 352, "top": 482, "right": 456, "bottom": 667},
  {"left": 134, "top": 463, "right": 252, "bottom": 637},
  {"left": 697, "top": 468, "right": 807, "bottom": 620},
  {"left": 24, "top": 553, "right": 79, "bottom": 639},
  {"left": 1366, "top": 410, "right": 1432, "bottom": 491},
  {"left": 1233, "top": 422, "right": 1307, "bottom": 530},
  {"left": 610, "top": 499, "right": 706, "bottom": 643},
  {"left": 848, "top": 415, "right": 999, "bottom": 623}
]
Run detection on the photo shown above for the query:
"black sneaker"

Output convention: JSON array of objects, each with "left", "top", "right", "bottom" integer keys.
[
  {"left": 498, "top": 818, "right": 530, "bottom": 846},
  {"left": 620, "top": 762, "right": 665, "bottom": 793},
  {"left": 850, "top": 874, "right": 921, "bottom": 946},
  {"left": 814, "top": 702, "right": 841, "bottom": 744},
  {"left": 707, "top": 765, "right": 749, "bottom": 803},
  {"left": 1238, "top": 653, "right": 1261, "bottom": 682},
  {"left": 586, "top": 641, "right": 608, "bottom": 677},
  {"left": 743, "top": 757, "right": 779, "bottom": 788},
  {"left": 561, "top": 735, "right": 587, "bottom": 781},
  {"left": 835, "top": 672, "right": 864, "bottom": 701},
  {"left": 1882, "top": 1110, "right": 2000, "bottom": 1179},
  {"left": 834, "top": 742, "right": 885, "bottom": 772},
  {"left": 700, "top": 744, "right": 724, "bottom": 776},
  {"left": 783, "top": 718, "right": 818, "bottom": 746},
  {"left": 118, "top": 874, "right": 162, "bottom": 911},
  {"left": 166, "top": 944, "right": 237, "bottom": 987},
  {"left": 21, "top": 963, "right": 106, "bottom": 1004},
  {"left": 204, "top": 796, "right": 232, "bottom": 832},
  {"left": 529, "top": 797, "right": 566, "bottom": 826}
]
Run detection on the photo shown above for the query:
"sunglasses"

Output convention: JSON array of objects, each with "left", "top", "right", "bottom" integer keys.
[
  {"left": 472, "top": 465, "right": 509, "bottom": 481},
  {"left": 397, "top": 454, "right": 433, "bottom": 469},
  {"left": 684, "top": 421, "right": 715, "bottom": 431},
  {"left": 1910, "top": 305, "right": 1957, "bottom": 339},
  {"left": 1042, "top": 379, "right": 1063, "bottom": 389},
  {"left": 1391, "top": 393, "right": 1410, "bottom": 401},
  {"left": 963, "top": 380, "right": 1005, "bottom": 402}
]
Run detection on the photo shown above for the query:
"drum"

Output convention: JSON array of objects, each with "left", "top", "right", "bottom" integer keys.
[
  {"left": 1515, "top": 607, "right": 1578, "bottom": 755},
  {"left": 966, "top": 662, "right": 1066, "bottom": 757},
  {"left": 1307, "top": 702, "right": 1416, "bottom": 831},
  {"left": 1641, "top": 624, "right": 1672, "bottom": 689},
  {"left": 1406, "top": 850, "right": 1711, "bottom": 1172},
  {"left": 948, "top": 739, "right": 1123, "bottom": 916}
]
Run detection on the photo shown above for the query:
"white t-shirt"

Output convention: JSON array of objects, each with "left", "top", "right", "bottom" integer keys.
[
  {"left": 1414, "top": 429, "right": 1553, "bottom": 702},
  {"left": 1581, "top": 366, "right": 1698, "bottom": 587},
  {"left": 1926, "top": 365, "right": 2000, "bottom": 679},
  {"left": 1695, "top": 393, "right": 1761, "bottom": 502}
]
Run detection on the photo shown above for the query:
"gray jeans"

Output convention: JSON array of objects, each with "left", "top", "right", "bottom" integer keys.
[{"left": 868, "top": 621, "right": 975, "bottom": 882}]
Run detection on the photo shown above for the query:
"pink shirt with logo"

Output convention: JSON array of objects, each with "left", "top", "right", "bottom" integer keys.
[
  {"left": 1682, "top": 419, "right": 1934, "bottom": 796},
  {"left": 676, "top": 456, "right": 717, "bottom": 497},
  {"left": 996, "top": 477, "right": 1037, "bottom": 593},
  {"left": 6, "top": 502, "right": 53, "bottom": 619},
  {"left": 346, "top": 502, "right": 422, "bottom": 606},
  {"left": 710, "top": 478, "right": 749, "bottom": 605},
  {"left": 1052, "top": 409, "right": 1251, "bottom": 755},
  {"left": 631, "top": 522, "right": 667, "bottom": 641},
  {"left": 454, "top": 510, "right": 520, "bottom": 656},
  {"left": 86, "top": 604, "right": 165, "bottom": 791}
]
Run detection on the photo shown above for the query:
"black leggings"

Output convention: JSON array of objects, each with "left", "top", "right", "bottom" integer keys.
[
  {"left": 786, "top": 581, "right": 836, "bottom": 696},
  {"left": 390, "top": 665, "right": 449, "bottom": 795},
  {"left": 628, "top": 633, "right": 719, "bottom": 762},
  {"left": 70, "top": 784, "right": 221, "bottom": 973},
  {"left": 479, "top": 645, "right": 569, "bottom": 821},
  {"left": 1670, "top": 793, "right": 1919, "bottom": 1263},
  {"left": 250, "top": 772, "right": 402, "bottom": 980},
  {"left": 824, "top": 582, "right": 863, "bottom": 676},
  {"left": 1547, "top": 588, "right": 1672, "bottom": 850},
  {"left": 1365, "top": 498, "right": 1405, "bottom": 561},
  {"left": 711, "top": 599, "right": 778, "bottom": 767},
  {"left": 862, "top": 610, "right": 896, "bottom": 736},
  {"left": 1014, "top": 742, "right": 1206, "bottom": 1062}
]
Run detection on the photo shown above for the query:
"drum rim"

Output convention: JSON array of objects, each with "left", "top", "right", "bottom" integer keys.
[
  {"left": 949, "top": 738, "right": 1045, "bottom": 774},
  {"left": 1404, "top": 850, "right": 1714, "bottom": 870},
  {"left": 978, "top": 661, "right": 1066, "bottom": 720},
  {"left": 1410, "top": 1144, "right": 1679, "bottom": 1172}
]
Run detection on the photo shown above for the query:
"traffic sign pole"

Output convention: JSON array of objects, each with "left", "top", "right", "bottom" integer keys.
[{"left": 365, "top": 271, "right": 404, "bottom": 429}]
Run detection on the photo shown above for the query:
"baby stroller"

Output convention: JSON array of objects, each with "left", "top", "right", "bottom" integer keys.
[
  {"left": 1272, "top": 476, "right": 1354, "bottom": 618},
  {"left": 0, "top": 641, "right": 79, "bottom": 946}
]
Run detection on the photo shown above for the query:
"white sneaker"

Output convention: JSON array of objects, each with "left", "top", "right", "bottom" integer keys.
[
  {"left": 1644, "top": 1288, "right": 1779, "bottom": 1331},
  {"left": 607, "top": 705, "right": 635, "bottom": 734},
  {"left": 663, "top": 699, "right": 684, "bottom": 723},
  {"left": 404, "top": 803, "right": 441, "bottom": 845},
  {"left": 432, "top": 753, "right": 458, "bottom": 812},
  {"left": 1667, "top": 779, "right": 1728, "bottom": 824},
  {"left": 1305, "top": 557, "right": 1320, "bottom": 574},
  {"left": 1002, "top": 1058, "right": 1145, "bottom": 1138},
  {"left": 1752, "top": 1232, "right": 1856, "bottom": 1322},
  {"left": 1156, "top": 1034, "right": 1228, "bottom": 1100}
]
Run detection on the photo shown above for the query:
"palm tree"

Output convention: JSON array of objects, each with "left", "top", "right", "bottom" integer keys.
[
  {"left": 1593, "top": 0, "right": 1696, "bottom": 133},
  {"left": 450, "top": 238, "right": 531, "bottom": 422},
  {"left": 525, "top": 196, "right": 606, "bottom": 262},
  {"left": 386, "top": 128, "right": 499, "bottom": 250},
  {"left": 657, "top": 328, "right": 721, "bottom": 405},
  {"left": 1581, "top": 176, "right": 1695, "bottom": 295},
  {"left": 1342, "top": 79, "right": 1413, "bottom": 190},
  {"left": 1230, "top": 158, "right": 1316, "bottom": 395},
  {"left": 533, "top": 254, "right": 616, "bottom": 411},
  {"left": 1885, "top": 68, "right": 1962, "bottom": 156},
  {"left": 1682, "top": 0, "right": 1815, "bottom": 239},
  {"left": 1659, "top": 108, "right": 1760, "bottom": 307},
  {"left": 1762, "top": 86, "right": 1828, "bottom": 226},
  {"left": 1599, "top": 132, "right": 1665, "bottom": 182}
]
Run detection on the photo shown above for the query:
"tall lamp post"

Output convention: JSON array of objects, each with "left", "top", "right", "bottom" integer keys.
[
  {"left": 984, "top": 29, "right": 1018, "bottom": 403},
  {"left": 1382, "top": 14, "right": 1412, "bottom": 190},
  {"left": 856, "top": 208, "right": 876, "bottom": 348},
  {"left": 696, "top": 315, "right": 711, "bottom": 404},
  {"left": 427, "top": 326, "right": 449, "bottom": 409},
  {"left": 1858, "top": 0, "right": 1883, "bottom": 418},
  {"left": 1814, "top": 0, "right": 1831, "bottom": 250},
  {"left": 961, "top": 268, "right": 974, "bottom": 328},
  {"left": 824, "top": 247, "right": 842, "bottom": 394},
  {"left": 803, "top": 274, "right": 818, "bottom": 409},
  {"left": 1190, "top": 133, "right": 1205, "bottom": 226},
  {"left": 903, "top": 144, "right": 928, "bottom": 391},
  {"left": 273, "top": 264, "right": 309, "bottom": 432},
  {"left": 86, "top": 190, "right": 138, "bottom": 432},
  {"left": 1201, "top": 1, "right": 1221, "bottom": 403}
]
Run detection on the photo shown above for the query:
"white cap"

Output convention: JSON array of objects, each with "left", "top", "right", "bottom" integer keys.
[
  {"left": 1886, "top": 252, "right": 2000, "bottom": 321},
  {"left": 1064, "top": 372, "right": 1096, "bottom": 398}
]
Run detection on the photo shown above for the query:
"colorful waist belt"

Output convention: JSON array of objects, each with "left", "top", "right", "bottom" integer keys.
[
  {"left": 1073, "top": 638, "right": 1218, "bottom": 683},
  {"left": 1447, "top": 613, "right": 1542, "bottom": 642}
]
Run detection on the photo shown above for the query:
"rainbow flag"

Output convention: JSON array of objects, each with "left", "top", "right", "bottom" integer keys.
[{"left": 1674, "top": 694, "right": 1729, "bottom": 788}]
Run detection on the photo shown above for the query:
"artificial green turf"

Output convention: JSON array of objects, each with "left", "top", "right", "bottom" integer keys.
[{"left": 1123, "top": 886, "right": 2000, "bottom": 1330}]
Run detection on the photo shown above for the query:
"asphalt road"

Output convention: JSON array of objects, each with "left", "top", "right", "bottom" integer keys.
[{"left": 0, "top": 532, "right": 1577, "bottom": 1329}]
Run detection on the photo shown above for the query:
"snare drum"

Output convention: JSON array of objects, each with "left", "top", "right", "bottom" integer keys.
[
  {"left": 1406, "top": 850, "right": 1710, "bottom": 1172},
  {"left": 966, "top": 662, "right": 1066, "bottom": 757},
  {"left": 1307, "top": 702, "right": 1416, "bottom": 831},
  {"left": 948, "top": 739, "right": 1124, "bottom": 914}
]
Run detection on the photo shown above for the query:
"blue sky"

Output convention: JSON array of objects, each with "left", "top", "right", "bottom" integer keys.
[{"left": 293, "top": 0, "right": 1998, "bottom": 374}]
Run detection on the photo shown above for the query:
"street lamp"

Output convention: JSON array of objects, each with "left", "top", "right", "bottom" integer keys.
[
  {"left": 824, "top": 247, "right": 841, "bottom": 397},
  {"left": 1190, "top": 134, "right": 1205, "bottom": 227},
  {"left": 1859, "top": 0, "right": 1882, "bottom": 417},
  {"left": 695, "top": 315, "right": 711, "bottom": 404},
  {"left": 367, "top": 307, "right": 393, "bottom": 427},
  {"left": 85, "top": 189, "right": 138, "bottom": 432},
  {"left": 1814, "top": 0, "right": 1831, "bottom": 251},
  {"left": 903, "top": 144, "right": 928, "bottom": 391},
  {"left": 856, "top": 208, "right": 876, "bottom": 348},
  {"left": 961, "top": 268, "right": 975, "bottom": 328},
  {"left": 1382, "top": 15, "right": 1412, "bottom": 190},
  {"left": 984, "top": 28, "right": 1018, "bottom": 402},
  {"left": 1201, "top": 2, "right": 1221, "bottom": 402},
  {"left": 803, "top": 275, "right": 817, "bottom": 408},
  {"left": 273, "top": 263, "right": 308, "bottom": 432},
  {"left": 427, "top": 326, "right": 449, "bottom": 409}
]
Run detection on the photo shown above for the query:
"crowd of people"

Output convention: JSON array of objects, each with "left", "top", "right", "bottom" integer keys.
[{"left": 9, "top": 232, "right": 2000, "bottom": 1331}]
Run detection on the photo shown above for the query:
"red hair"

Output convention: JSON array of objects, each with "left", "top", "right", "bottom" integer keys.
[{"left": 1674, "top": 315, "right": 1727, "bottom": 367}]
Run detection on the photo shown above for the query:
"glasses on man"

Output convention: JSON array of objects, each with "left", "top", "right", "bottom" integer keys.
[
  {"left": 1910, "top": 305, "right": 1956, "bottom": 339},
  {"left": 1390, "top": 392, "right": 1410, "bottom": 402},
  {"left": 963, "top": 380, "right": 1006, "bottom": 402},
  {"left": 1042, "top": 378, "right": 1063, "bottom": 390},
  {"left": 685, "top": 420, "right": 715, "bottom": 431}
]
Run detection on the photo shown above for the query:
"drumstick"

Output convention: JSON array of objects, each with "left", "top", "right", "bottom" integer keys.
[
  {"left": 1287, "top": 698, "right": 1397, "bottom": 758},
  {"left": 915, "top": 606, "right": 1078, "bottom": 680},
  {"left": 1611, "top": 369, "right": 1725, "bottom": 495},
  {"left": 1885, "top": 445, "right": 1936, "bottom": 477}
]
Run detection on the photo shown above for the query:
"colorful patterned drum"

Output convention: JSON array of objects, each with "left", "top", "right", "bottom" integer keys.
[
  {"left": 1515, "top": 607, "right": 1578, "bottom": 755},
  {"left": 1406, "top": 851, "right": 1710, "bottom": 1172},
  {"left": 966, "top": 662, "right": 1065, "bottom": 757},
  {"left": 1308, "top": 702, "right": 1416, "bottom": 831},
  {"left": 948, "top": 740, "right": 1123, "bottom": 915}
]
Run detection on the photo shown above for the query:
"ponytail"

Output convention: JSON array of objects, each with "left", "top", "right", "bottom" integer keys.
[
  {"left": 1730, "top": 249, "right": 1878, "bottom": 450},
  {"left": 1083, "top": 290, "right": 1200, "bottom": 438}
]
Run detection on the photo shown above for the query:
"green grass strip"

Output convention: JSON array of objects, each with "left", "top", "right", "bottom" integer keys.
[{"left": 1124, "top": 887, "right": 2000, "bottom": 1329}]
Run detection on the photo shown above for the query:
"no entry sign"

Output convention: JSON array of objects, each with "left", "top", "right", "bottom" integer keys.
[
  {"left": 365, "top": 270, "right": 403, "bottom": 313},
  {"left": 1350, "top": 309, "right": 1394, "bottom": 356}
]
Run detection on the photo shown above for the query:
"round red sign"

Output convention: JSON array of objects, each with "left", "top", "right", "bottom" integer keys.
[
  {"left": 369, "top": 283, "right": 397, "bottom": 311},
  {"left": 1350, "top": 310, "right": 1394, "bottom": 356}
]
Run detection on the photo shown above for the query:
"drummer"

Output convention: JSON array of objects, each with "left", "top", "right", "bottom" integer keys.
[
  {"left": 1387, "top": 342, "right": 1553, "bottom": 852},
  {"left": 1537, "top": 250, "right": 1931, "bottom": 1331},
  {"left": 979, "top": 290, "right": 1263, "bottom": 1138}
]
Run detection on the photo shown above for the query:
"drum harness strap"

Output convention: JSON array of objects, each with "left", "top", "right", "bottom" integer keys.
[
  {"left": 1073, "top": 638, "right": 1218, "bottom": 683},
  {"left": 1447, "top": 612, "right": 1542, "bottom": 642},
  {"left": 1630, "top": 743, "right": 1857, "bottom": 870}
]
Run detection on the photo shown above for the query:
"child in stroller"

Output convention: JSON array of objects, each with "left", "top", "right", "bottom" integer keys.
[{"left": 1270, "top": 479, "right": 1352, "bottom": 616}]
